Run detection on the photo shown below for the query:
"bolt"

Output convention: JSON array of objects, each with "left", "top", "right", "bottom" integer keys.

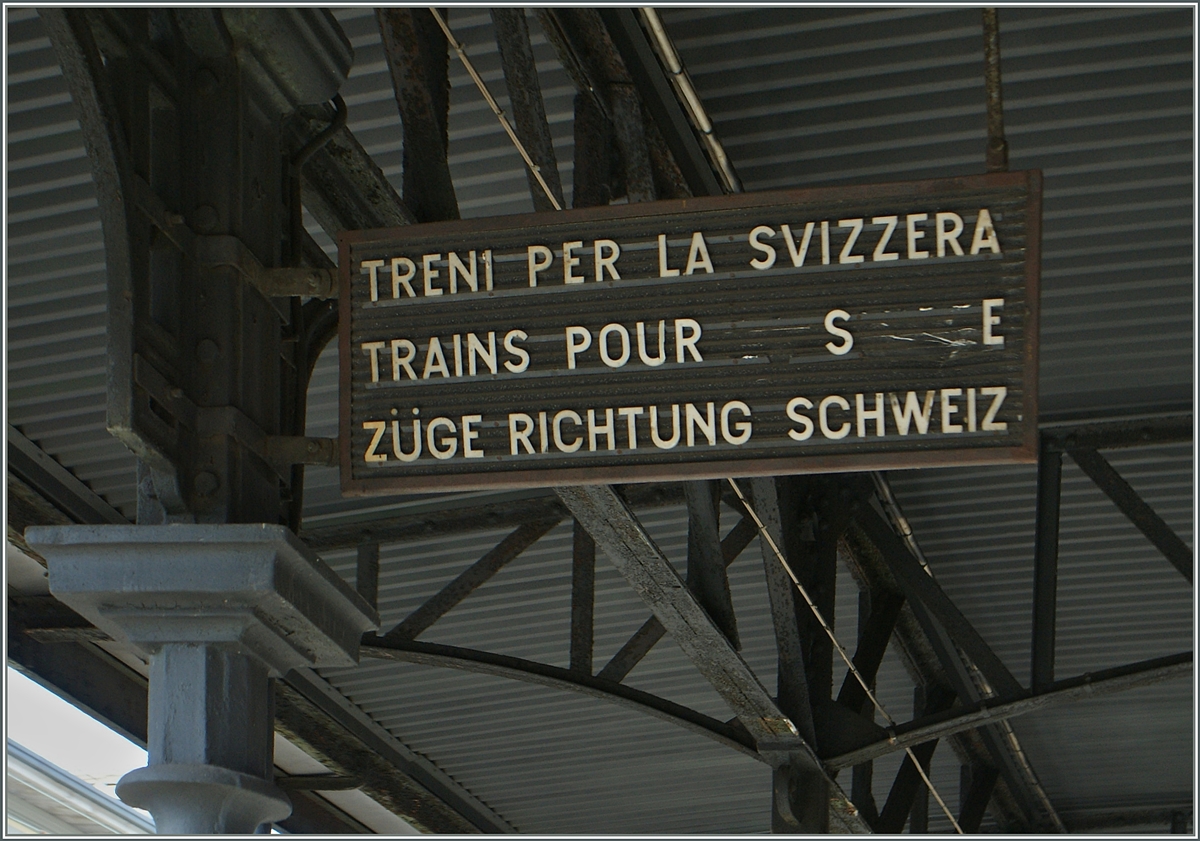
[
  {"left": 193, "top": 471, "right": 219, "bottom": 496},
  {"left": 306, "top": 440, "right": 318, "bottom": 453},
  {"left": 196, "top": 338, "right": 220, "bottom": 364}
]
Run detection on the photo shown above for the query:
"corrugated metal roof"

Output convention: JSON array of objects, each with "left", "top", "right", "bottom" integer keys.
[{"left": 6, "top": 5, "right": 1193, "bottom": 834}]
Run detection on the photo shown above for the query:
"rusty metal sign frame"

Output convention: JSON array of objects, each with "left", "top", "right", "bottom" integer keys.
[{"left": 339, "top": 170, "right": 1041, "bottom": 494}]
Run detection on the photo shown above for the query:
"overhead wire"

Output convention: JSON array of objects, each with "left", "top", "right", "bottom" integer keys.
[
  {"left": 428, "top": 8, "right": 563, "bottom": 211},
  {"left": 727, "top": 478, "right": 965, "bottom": 834},
  {"left": 435, "top": 5, "right": 964, "bottom": 831}
]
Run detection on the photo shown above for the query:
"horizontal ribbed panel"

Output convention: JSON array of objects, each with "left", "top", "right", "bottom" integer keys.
[{"left": 666, "top": 6, "right": 1193, "bottom": 417}]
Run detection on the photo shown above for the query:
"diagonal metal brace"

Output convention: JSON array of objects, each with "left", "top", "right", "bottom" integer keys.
[
  {"left": 1068, "top": 447, "right": 1193, "bottom": 584},
  {"left": 555, "top": 484, "right": 802, "bottom": 749}
]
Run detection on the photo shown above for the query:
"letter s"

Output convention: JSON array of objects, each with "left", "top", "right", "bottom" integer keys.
[{"left": 824, "top": 309, "right": 853, "bottom": 356}]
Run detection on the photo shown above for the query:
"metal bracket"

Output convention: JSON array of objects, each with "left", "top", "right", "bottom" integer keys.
[
  {"left": 195, "top": 235, "right": 337, "bottom": 299},
  {"left": 133, "top": 354, "right": 336, "bottom": 477}
]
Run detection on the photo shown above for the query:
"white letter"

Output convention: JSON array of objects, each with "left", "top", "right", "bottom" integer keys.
[
  {"left": 618, "top": 406, "right": 644, "bottom": 449},
  {"left": 675, "top": 318, "right": 703, "bottom": 363},
  {"left": 563, "top": 240, "right": 584, "bottom": 284},
  {"left": 361, "top": 341, "right": 385, "bottom": 382},
  {"left": 637, "top": 321, "right": 666, "bottom": 366},
  {"left": 503, "top": 330, "right": 530, "bottom": 373},
  {"left": 594, "top": 239, "right": 621, "bottom": 280},
  {"left": 907, "top": 214, "right": 929, "bottom": 259},
  {"left": 720, "top": 401, "right": 753, "bottom": 445},
  {"left": 361, "top": 260, "right": 384, "bottom": 301},
  {"left": 658, "top": 234, "right": 680, "bottom": 277},
  {"left": 685, "top": 402, "right": 716, "bottom": 446},
  {"left": 565, "top": 326, "right": 592, "bottom": 370},
  {"left": 448, "top": 250, "right": 477, "bottom": 293},
  {"left": 819, "top": 395, "right": 851, "bottom": 439},
  {"left": 787, "top": 397, "right": 814, "bottom": 441},
  {"left": 509, "top": 413, "right": 535, "bottom": 455},
  {"left": 599, "top": 323, "right": 631, "bottom": 368},
  {"left": 941, "top": 388, "right": 963, "bottom": 433},
  {"left": 970, "top": 208, "right": 1001, "bottom": 254},
  {"left": 423, "top": 253, "right": 443, "bottom": 295},
  {"left": 824, "top": 309, "right": 853, "bottom": 356},
  {"left": 749, "top": 225, "right": 777, "bottom": 269},
  {"left": 588, "top": 408, "right": 616, "bottom": 451},
  {"left": 781, "top": 222, "right": 814, "bottom": 267},
  {"left": 422, "top": 337, "right": 450, "bottom": 379},
  {"left": 871, "top": 216, "right": 899, "bottom": 261},
  {"left": 684, "top": 232, "right": 714, "bottom": 275},
  {"left": 553, "top": 410, "right": 583, "bottom": 452},
  {"left": 426, "top": 417, "right": 458, "bottom": 458},
  {"left": 391, "top": 339, "right": 417, "bottom": 381},
  {"left": 462, "top": 414, "right": 484, "bottom": 458},
  {"left": 980, "top": 386, "right": 1008, "bottom": 431},
  {"left": 467, "top": 332, "right": 498, "bottom": 375},
  {"left": 889, "top": 391, "right": 934, "bottom": 435},
  {"left": 649, "top": 404, "right": 681, "bottom": 449},
  {"left": 363, "top": 421, "right": 387, "bottom": 462},
  {"left": 838, "top": 218, "right": 864, "bottom": 264},
  {"left": 856, "top": 392, "right": 885, "bottom": 437},
  {"left": 391, "top": 417, "right": 421, "bottom": 462},
  {"left": 528, "top": 245, "right": 553, "bottom": 286},
  {"left": 391, "top": 257, "right": 417, "bottom": 298},
  {"left": 982, "top": 298, "right": 1004, "bottom": 346},
  {"left": 936, "top": 212, "right": 965, "bottom": 257}
]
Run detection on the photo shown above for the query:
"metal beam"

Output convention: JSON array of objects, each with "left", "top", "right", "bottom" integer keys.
[
  {"left": 278, "top": 671, "right": 511, "bottom": 833},
  {"left": 825, "top": 651, "right": 1192, "bottom": 769},
  {"left": 555, "top": 484, "right": 802, "bottom": 749},
  {"left": 874, "top": 685, "right": 954, "bottom": 833},
  {"left": 854, "top": 501, "right": 1024, "bottom": 698},
  {"left": 685, "top": 479, "right": 739, "bottom": 648},
  {"left": 836, "top": 588, "right": 905, "bottom": 716},
  {"left": 596, "top": 514, "right": 757, "bottom": 683},
  {"left": 597, "top": 8, "right": 723, "bottom": 197},
  {"left": 750, "top": 477, "right": 817, "bottom": 746},
  {"left": 1031, "top": 442, "right": 1063, "bottom": 691},
  {"left": 1068, "top": 447, "right": 1193, "bottom": 584},
  {"left": 491, "top": 8, "right": 565, "bottom": 212},
  {"left": 376, "top": 8, "right": 459, "bottom": 222},
  {"left": 7, "top": 425, "right": 126, "bottom": 527},
  {"left": 570, "top": 521, "right": 595, "bottom": 675},
  {"left": 360, "top": 638, "right": 758, "bottom": 760},
  {"left": 381, "top": 516, "right": 563, "bottom": 642},
  {"left": 1040, "top": 412, "right": 1192, "bottom": 451},
  {"left": 958, "top": 764, "right": 1000, "bottom": 833}
]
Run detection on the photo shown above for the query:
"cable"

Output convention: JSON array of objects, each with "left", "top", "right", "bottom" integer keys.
[
  {"left": 428, "top": 8, "right": 562, "bottom": 211},
  {"left": 727, "top": 477, "right": 965, "bottom": 834}
]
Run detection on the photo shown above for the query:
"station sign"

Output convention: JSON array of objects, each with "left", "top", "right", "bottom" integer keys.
[{"left": 339, "top": 170, "right": 1040, "bottom": 493}]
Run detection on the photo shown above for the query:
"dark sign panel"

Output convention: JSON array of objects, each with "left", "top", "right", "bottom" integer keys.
[{"left": 339, "top": 171, "right": 1040, "bottom": 493}]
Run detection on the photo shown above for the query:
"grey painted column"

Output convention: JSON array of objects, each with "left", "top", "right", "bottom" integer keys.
[{"left": 27, "top": 524, "right": 379, "bottom": 834}]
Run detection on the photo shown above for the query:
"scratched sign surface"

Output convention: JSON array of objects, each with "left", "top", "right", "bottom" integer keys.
[{"left": 339, "top": 170, "right": 1040, "bottom": 493}]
